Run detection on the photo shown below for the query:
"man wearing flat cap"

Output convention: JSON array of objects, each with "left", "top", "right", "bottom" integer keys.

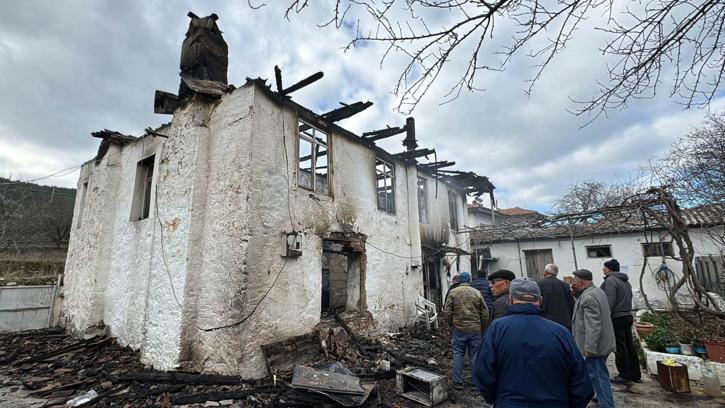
[
  {"left": 473, "top": 278, "right": 593, "bottom": 407},
  {"left": 488, "top": 269, "right": 516, "bottom": 321},
  {"left": 601, "top": 259, "right": 641, "bottom": 384},
  {"left": 572, "top": 269, "right": 616, "bottom": 408}
]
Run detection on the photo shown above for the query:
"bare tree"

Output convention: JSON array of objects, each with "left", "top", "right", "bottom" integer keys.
[
  {"left": 276, "top": 1, "right": 725, "bottom": 116},
  {"left": 553, "top": 180, "right": 638, "bottom": 215}
]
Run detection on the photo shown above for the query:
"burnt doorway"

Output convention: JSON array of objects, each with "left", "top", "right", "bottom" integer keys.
[
  {"left": 322, "top": 239, "right": 362, "bottom": 316},
  {"left": 524, "top": 249, "right": 553, "bottom": 281},
  {"left": 423, "top": 255, "right": 443, "bottom": 311}
]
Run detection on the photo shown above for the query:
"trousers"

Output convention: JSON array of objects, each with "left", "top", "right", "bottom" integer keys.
[
  {"left": 586, "top": 356, "right": 615, "bottom": 408},
  {"left": 451, "top": 328, "right": 481, "bottom": 385},
  {"left": 612, "top": 315, "right": 641, "bottom": 381}
]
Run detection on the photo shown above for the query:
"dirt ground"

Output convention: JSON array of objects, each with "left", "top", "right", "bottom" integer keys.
[{"left": 1, "top": 325, "right": 724, "bottom": 407}]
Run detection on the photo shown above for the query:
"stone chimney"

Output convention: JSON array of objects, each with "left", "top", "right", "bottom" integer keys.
[{"left": 178, "top": 12, "right": 228, "bottom": 98}]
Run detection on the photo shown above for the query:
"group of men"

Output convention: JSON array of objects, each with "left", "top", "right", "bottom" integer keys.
[{"left": 442, "top": 259, "right": 640, "bottom": 407}]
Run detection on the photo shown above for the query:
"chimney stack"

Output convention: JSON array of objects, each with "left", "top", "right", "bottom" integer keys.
[
  {"left": 402, "top": 117, "right": 418, "bottom": 151},
  {"left": 178, "top": 12, "right": 228, "bottom": 98}
]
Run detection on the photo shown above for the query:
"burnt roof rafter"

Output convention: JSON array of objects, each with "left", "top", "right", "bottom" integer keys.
[
  {"left": 321, "top": 101, "right": 373, "bottom": 123},
  {"left": 362, "top": 126, "right": 407, "bottom": 141},
  {"left": 394, "top": 148, "right": 435, "bottom": 161}
]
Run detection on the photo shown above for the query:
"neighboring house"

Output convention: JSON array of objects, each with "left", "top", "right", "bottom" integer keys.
[
  {"left": 471, "top": 204, "right": 725, "bottom": 305},
  {"left": 61, "top": 13, "right": 494, "bottom": 378}
]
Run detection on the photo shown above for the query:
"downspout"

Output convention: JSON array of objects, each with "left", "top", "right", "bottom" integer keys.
[{"left": 516, "top": 239, "right": 524, "bottom": 276}]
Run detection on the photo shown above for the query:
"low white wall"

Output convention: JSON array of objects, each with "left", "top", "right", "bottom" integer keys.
[
  {"left": 644, "top": 349, "right": 725, "bottom": 384},
  {"left": 0, "top": 285, "right": 55, "bottom": 332}
]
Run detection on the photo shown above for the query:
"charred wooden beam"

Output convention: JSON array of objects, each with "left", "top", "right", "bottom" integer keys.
[
  {"left": 274, "top": 65, "right": 283, "bottom": 93},
  {"left": 394, "top": 148, "right": 435, "bottom": 161},
  {"left": 172, "top": 386, "right": 280, "bottom": 405},
  {"left": 362, "top": 126, "right": 406, "bottom": 141},
  {"left": 418, "top": 161, "right": 456, "bottom": 171},
  {"left": 154, "top": 90, "right": 179, "bottom": 114},
  {"left": 280, "top": 71, "right": 324, "bottom": 96},
  {"left": 119, "top": 371, "right": 251, "bottom": 385},
  {"left": 321, "top": 101, "right": 373, "bottom": 123},
  {"left": 298, "top": 149, "right": 328, "bottom": 162}
]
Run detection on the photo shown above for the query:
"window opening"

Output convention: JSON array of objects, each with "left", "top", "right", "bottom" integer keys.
[
  {"left": 642, "top": 242, "right": 674, "bottom": 257},
  {"left": 376, "top": 158, "right": 395, "bottom": 214},
  {"left": 417, "top": 177, "right": 429, "bottom": 223},
  {"left": 448, "top": 190, "right": 458, "bottom": 230},
  {"left": 131, "top": 155, "right": 155, "bottom": 221},
  {"left": 76, "top": 182, "right": 88, "bottom": 228},
  {"left": 298, "top": 121, "right": 329, "bottom": 195},
  {"left": 586, "top": 245, "right": 612, "bottom": 258}
]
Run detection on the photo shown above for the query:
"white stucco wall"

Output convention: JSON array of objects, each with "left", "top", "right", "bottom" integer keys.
[
  {"left": 64, "top": 82, "right": 477, "bottom": 378},
  {"left": 481, "top": 227, "right": 723, "bottom": 305}
]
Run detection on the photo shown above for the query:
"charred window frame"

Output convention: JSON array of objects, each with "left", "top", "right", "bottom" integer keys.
[
  {"left": 586, "top": 245, "right": 612, "bottom": 258},
  {"left": 448, "top": 190, "right": 459, "bottom": 230},
  {"left": 298, "top": 121, "right": 330, "bottom": 195},
  {"left": 131, "top": 155, "right": 155, "bottom": 221},
  {"left": 642, "top": 242, "right": 674, "bottom": 257},
  {"left": 417, "top": 177, "right": 429, "bottom": 223},
  {"left": 376, "top": 158, "right": 395, "bottom": 214}
]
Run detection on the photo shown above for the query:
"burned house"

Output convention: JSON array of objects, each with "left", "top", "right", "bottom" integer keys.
[{"left": 61, "top": 13, "right": 494, "bottom": 378}]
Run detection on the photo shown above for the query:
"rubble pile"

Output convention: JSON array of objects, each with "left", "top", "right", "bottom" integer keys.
[{"left": 0, "top": 319, "right": 477, "bottom": 407}]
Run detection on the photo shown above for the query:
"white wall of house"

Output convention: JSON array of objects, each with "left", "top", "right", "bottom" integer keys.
[
  {"left": 63, "top": 81, "right": 473, "bottom": 378},
  {"left": 468, "top": 207, "right": 496, "bottom": 227},
  {"left": 482, "top": 227, "right": 723, "bottom": 305}
]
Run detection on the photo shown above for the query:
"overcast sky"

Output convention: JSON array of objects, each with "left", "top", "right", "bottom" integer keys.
[{"left": 1, "top": 1, "right": 722, "bottom": 212}]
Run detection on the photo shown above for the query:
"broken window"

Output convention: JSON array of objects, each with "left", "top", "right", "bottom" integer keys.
[
  {"left": 418, "top": 177, "right": 429, "bottom": 223},
  {"left": 448, "top": 190, "right": 458, "bottom": 230},
  {"left": 76, "top": 182, "right": 88, "bottom": 228},
  {"left": 586, "top": 245, "right": 612, "bottom": 258},
  {"left": 376, "top": 158, "right": 395, "bottom": 214},
  {"left": 130, "top": 155, "right": 155, "bottom": 221},
  {"left": 298, "top": 121, "right": 329, "bottom": 195},
  {"left": 642, "top": 242, "right": 674, "bottom": 257}
]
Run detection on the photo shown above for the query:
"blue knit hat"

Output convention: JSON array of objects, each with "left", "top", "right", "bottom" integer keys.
[{"left": 458, "top": 271, "right": 471, "bottom": 282}]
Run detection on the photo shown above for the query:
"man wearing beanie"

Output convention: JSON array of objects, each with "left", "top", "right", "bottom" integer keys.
[
  {"left": 601, "top": 259, "right": 641, "bottom": 384},
  {"left": 443, "top": 271, "right": 489, "bottom": 390},
  {"left": 473, "top": 278, "right": 593, "bottom": 407},
  {"left": 572, "top": 269, "right": 616, "bottom": 408}
]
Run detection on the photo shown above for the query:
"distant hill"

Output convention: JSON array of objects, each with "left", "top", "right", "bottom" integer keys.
[{"left": 0, "top": 178, "right": 76, "bottom": 252}]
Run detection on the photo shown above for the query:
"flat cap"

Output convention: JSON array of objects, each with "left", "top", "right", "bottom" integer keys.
[
  {"left": 488, "top": 269, "right": 516, "bottom": 281},
  {"left": 510, "top": 278, "right": 541, "bottom": 302},
  {"left": 573, "top": 269, "right": 593, "bottom": 281}
]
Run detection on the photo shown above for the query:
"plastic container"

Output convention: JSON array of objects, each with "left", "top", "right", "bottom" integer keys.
[
  {"left": 680, "top": 343, "right": 694, "bottom": 356},
  {"left": 702, "top": 366, "right": 722, "bottom": 397},
  {"left": 665, "top": 345, "right": 681, "bottom": 354},
  {"left": 704, "top": 340, "right": 725, "bottom": 363}
]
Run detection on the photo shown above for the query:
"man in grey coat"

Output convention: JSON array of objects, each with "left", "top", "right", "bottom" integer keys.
[{"left": 572, "top": 269, "right": 616, "bottom": 408}]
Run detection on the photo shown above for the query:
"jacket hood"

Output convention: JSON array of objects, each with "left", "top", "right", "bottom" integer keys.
[{"left": 606, "top": 272, "right": 629, "bottom": 282}]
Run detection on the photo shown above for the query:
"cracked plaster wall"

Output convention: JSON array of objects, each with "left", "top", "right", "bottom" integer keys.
[{"left": 64, "top": 82, "right": 472, "bottom": 378}]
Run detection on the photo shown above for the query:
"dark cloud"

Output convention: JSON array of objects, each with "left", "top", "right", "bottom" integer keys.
[{"left": 0, "top": 1, "right": 720, "bottom": 211}]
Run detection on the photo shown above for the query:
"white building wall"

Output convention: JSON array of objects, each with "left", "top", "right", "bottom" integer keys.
[
  {"left": 64, "top": 82, "right": 449, "bottom": 378},
  {"left": 484, "top": 227, "right": 723, "bottom": 304}
]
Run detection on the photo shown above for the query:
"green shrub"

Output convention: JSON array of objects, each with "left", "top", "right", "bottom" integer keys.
[{"left": 644, "top": 327, "right": 679, "bottom": 352}]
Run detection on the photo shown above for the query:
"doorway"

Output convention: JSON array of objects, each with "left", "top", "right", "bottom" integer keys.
[
  {"left": 524, "top": 249, "right": 553, "bottom": 281},
  {"left": 321, "top": 239, "right": 362, "bottom": 316},
  {"left": 423, "top": 255, "right": 443, "bottom": 311}
]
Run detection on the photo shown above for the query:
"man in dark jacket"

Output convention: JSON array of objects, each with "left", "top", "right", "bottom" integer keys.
[
  {"left": 601, "top": 259, "right": 641, "bottom": 384},
  {"left": 472, "top": 278, "right": 594, "bottom": 408},
  {"left": 537, "top": 263, "right": 574, "bottom": 329},
  {"left": 488, "top": 269, "right": 515, "bottom": 321},
  {"left": 470, "top": 275, "right": 495, "bottom": 312}
]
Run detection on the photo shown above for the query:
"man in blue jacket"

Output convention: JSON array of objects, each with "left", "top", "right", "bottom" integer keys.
[{"left": 472, "top": 278, "right": 594, "bottom": 408}]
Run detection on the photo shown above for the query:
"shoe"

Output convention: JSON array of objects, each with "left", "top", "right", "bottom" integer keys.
[
  {"left": 633, "top": 378, "right": 643, "bottom": 383},
  {"left": 611, "top": 375, "right": 633, "bottom": 385}
]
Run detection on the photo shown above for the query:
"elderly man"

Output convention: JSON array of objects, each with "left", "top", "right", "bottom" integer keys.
[
  {"left": 601, "top": 259, "right": 641, "bottom": 384},
  {"left": 488, "top": 269, "right": 516, "bottom": 320},
  {"left": 538, "top": 263, "right": 574, "bottom": 329},
  {"left": 572, "top": 269, "right": 616, "bottom": 408},
  {"left": 443, "top": 271, "right": 489, "bottom": 389},
  {"left": 473, "top": 278, "right": 593, "bottom": 407}
]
